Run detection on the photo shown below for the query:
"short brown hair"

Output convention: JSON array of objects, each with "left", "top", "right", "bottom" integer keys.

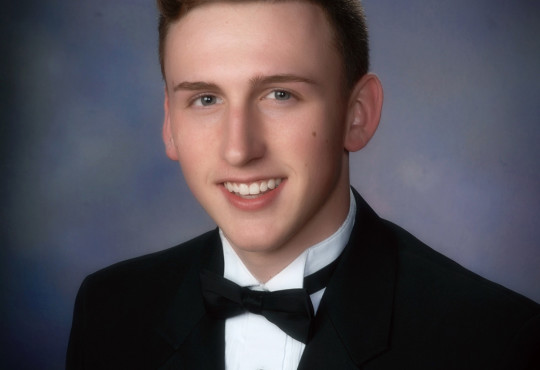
[{"left": 156, "top": 0, "right": 369, "bottom": 89}]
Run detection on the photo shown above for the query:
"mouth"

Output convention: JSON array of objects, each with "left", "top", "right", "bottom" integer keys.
[{"left": 223, "top": 178, "right": 282, "bottom": 199}]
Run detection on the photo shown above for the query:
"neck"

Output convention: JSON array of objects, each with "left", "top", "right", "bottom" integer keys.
[{"left": 232, "top": 246, "right": 305, "bottom": 283}]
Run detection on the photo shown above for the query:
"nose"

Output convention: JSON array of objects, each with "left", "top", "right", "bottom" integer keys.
[{"left": 220, "top": 105, "right": 266, "bottom": 166}]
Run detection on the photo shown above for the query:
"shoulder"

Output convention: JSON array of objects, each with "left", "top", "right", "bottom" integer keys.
[
  {"left": 383, "top": 219, "right": 538, "bottom": 311},
  {"left": 78, "top": 229, "right": 218, "bottom": 309},
  {"left": 67, "top": 229, "right": 220, "bottom": 367},
  {"left": 380, "top": 219, "right": 540, "bottom": 367}
]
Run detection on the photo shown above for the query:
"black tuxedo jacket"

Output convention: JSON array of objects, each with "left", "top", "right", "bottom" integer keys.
[{"left": 67, "top": 190, "right": 540, "bottom": 369}]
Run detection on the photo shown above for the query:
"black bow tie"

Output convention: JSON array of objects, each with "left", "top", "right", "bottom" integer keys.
[{"left": 200, "top": 256, "right": 341, "bottom": 344}]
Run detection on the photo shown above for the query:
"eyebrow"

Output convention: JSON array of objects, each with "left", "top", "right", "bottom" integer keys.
[
  {"left": 172, "top": 74, "right": 317, "bottom": 93},
  {"left": 249, "top": 74, "right": 317, "bottom": 87},
  {"left": 173, "top": 81, "right": 219, "bottom": 92}
]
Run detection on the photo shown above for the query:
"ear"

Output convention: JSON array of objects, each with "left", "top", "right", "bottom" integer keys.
[
  {"left": 162, "top": 87, "right": 179, "bottom": 160},
  {"left": 344, "top": 73, "right": 383, "bottom": 152}
]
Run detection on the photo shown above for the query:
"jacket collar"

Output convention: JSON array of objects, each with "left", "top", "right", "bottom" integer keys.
[
  {"left": 299, "top": 189, "right": 397, "bottom": 368},
  {"left": 152, "top": 230, "right": 226, "bottom": 369}
]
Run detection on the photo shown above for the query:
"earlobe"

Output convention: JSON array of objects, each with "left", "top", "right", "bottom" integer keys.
[
  {"left": 344, "top": 73, "right": 384, "bottom": 152},
  {"left": 162, "top": 88, "right": 179, "bottom": 161}
]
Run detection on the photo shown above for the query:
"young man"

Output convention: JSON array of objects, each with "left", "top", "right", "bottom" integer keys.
[{"left": 67, "top": 1, "right": 540, "bottom": 369}]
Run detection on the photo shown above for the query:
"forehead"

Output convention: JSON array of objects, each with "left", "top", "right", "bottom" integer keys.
[
  {"left": 173, "top": 1, "right": 332, "bottom": 39},
  {"left": 163, "top": 1, "right": 340, "bottom": 84}
]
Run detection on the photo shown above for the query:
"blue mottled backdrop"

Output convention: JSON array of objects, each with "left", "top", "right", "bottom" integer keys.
[{"left": 2, "top": 0, "right": 539, "bottom": 368}]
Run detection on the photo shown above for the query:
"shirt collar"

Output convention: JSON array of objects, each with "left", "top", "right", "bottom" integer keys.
[{"left": 220, "top": 188, "right": 356, "bottom": 291}]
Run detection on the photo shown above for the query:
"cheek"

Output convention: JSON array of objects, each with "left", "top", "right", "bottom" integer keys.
[
  {"left": 281, "top": 131, "right": 342, "bottom": 185},
  {"left": 286, "top": 109, "right": 344, "bottom": 158},
  {"left": 172, "top": 115, "right": 216, "bottom": 154},
  {"left": 173, "top": 129, "right": 212, "bottom": 180},
  {"left": 301, "top": 120, "right": 346, "bottom": 179}
]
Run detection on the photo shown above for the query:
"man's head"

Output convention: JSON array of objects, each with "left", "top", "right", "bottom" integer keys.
[
  {"left": 157, "top": 0, "right": 370, "bottom": 91},
  {"left": 159, "top": 0, "right": 382, "bottom": 278}
]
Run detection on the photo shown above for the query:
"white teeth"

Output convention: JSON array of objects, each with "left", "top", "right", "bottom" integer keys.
[
  {"left": 249, "top": 183, "right": 260, "bottom": 195},
  {"left": 239, "top": 183, "right": 249, "bottom": 195},
  {"left": 224, "top": 178, "right": 282, "bottom": 196}
]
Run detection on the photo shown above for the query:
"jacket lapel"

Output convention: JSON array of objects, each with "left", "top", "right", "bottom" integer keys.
[
  {"left": 153, "top": 230, "right": 226, "bottom": 369},
  {"left": 299, "top": 190, "right": 397, "bottom": 369}
]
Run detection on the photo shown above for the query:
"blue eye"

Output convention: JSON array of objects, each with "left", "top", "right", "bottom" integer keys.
[
  {"left": 273, "top": 90, "right": 291, "bottom": 100},
  {"left": 200, "top": 96, "right": 216, "bottom": 106},
  {"left": 194, "top": 95, "right": 221, "bottom": 107}
]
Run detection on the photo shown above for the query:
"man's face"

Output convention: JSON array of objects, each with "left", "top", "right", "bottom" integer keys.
[{"left": 163, "top": 2, "right": 355, "bottom": 259}]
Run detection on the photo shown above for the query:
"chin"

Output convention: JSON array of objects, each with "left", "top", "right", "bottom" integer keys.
[
  {"left": 223, "top": 229, "right": 285, "bottom": 254},
  {"left": 228, "top": 237, "right": 277, "bottom": 253}
]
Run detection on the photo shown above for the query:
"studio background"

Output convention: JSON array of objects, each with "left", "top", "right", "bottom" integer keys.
[{"left": 2, "top": 1, "right": 539, "bottom": 368}]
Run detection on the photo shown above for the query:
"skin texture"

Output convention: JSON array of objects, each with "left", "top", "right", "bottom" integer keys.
[{"left": 162, "top": 1, "right": 383, "bottom": 281}]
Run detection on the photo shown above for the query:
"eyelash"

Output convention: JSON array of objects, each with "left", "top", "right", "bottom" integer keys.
[
  {"left": 189, "top": 93, "right": 222, "bottom": 107},
  {"left": 188, "top": 88, "right": 298, "bottom": 107},
  {"left": 264, "top": 89, "right": 294, "bottom": 101}
]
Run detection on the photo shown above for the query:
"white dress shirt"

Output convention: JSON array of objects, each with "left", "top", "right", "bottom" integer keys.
[{"left": 219, "top": 191, "right": 356, "bottom": 370}]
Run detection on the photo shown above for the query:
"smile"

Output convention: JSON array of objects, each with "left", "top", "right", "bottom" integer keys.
[{"left": 224, "top": 178, "right": 282, "bottom": 198}]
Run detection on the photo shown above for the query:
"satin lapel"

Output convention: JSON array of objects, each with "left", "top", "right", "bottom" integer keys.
[
  {"left": 299, "top": 189, "right": 397, "bottom": 369},
  {"left": 153, "top": 230, "right": 226, "bottom": 370}
]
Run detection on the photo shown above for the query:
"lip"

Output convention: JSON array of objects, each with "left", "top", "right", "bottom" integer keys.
[{"left": 220, "top": 179, "right": 285, "bottom": 211}]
